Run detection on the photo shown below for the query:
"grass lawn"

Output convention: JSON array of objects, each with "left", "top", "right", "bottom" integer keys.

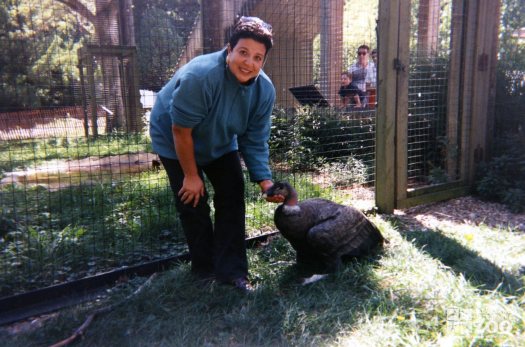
[{"left": 2, "top": 210, "right": 523, "bottom": 347}]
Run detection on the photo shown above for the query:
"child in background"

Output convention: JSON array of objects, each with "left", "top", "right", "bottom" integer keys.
[{"left": 338, "top": 72, "right": 365, "bottom": 109}]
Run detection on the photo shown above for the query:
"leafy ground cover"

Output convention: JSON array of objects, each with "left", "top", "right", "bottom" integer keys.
[{"left": 2, "top": 196, "right": 523, "bottom": 347}]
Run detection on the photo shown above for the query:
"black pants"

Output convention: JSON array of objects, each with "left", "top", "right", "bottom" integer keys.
[{"left": 159, "top": 151, "right": 247, "bottom": 282}]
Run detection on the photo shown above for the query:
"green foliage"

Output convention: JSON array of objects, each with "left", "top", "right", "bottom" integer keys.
[
  {"left": 0, "top": 175, "right": 184, "bottom": 296},
  {"left": 0, "top": 0, "right": 199, "bottom": 108},
  {"left": 475, "top": 136, "right": 525, "bottom": 213},
  {"left": 269, "top": 106, "right": 324, "bottom": 171},
  {"left": 319, "top": 156, "right": 368, "bottom": 188},
  {"left": 133, "top": 0, "right": 200, "bottom": 91},
  {"left": 270, "top": 106, "right": 375, "bottom": 181},
  {"left": 0, "top": 133, "right": 173, "bottom": 296},
  {"left": 495, "top": 0, "right": 525, "bottom": 136},
  {"left": 0, "top": 0, "right": 90, "bottom": 109},
  {"left": 476, "top": 0, "right": 525, "bottom": 213},
  {"left": 407, "top": 56, "right": 450, "bottom": 184},
  {"left": 0, "top": 133, "right": 151, "bottom": 172},
  {"left": 427, "top": 166, "right": 448, "bottom": 185}
]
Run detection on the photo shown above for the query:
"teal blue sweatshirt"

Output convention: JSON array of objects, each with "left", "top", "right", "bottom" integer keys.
[{"left": 149, "top": 49, "right": 276, "bottom": 182}]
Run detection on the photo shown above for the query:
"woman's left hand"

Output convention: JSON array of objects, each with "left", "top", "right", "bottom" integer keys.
[{"left": 259, "top": 180, "right": 285, "bottom": 203}]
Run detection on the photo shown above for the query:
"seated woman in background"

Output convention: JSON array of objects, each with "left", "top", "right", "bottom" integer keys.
[{"left": 339, "top": 72, "right": 365, "bottom": 109}]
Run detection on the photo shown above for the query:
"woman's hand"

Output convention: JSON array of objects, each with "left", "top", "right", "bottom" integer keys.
[
  {"left": 173, "top": 125, "right": 204, "bottom": 207},
  {"left": 259, "top": 180, "right": 285, "bottom": 203},
  {"left": 178, "top": 175, "right": 205, "bottom": 207}
]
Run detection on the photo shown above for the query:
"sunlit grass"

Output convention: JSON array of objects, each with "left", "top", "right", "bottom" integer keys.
[
  {"left": 0, "top": 133, "right": 152, "bottom": 172},
  {"left": 1, "top": 136, "right": 523, "bottom": 346},
  {"left": 3, "top": 214, "right": 523, "bottom": 346}
]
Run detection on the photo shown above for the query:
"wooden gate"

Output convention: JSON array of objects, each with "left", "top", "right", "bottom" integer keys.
[{"left": 375, "top": 0, "right": 501, "bottom": 213}]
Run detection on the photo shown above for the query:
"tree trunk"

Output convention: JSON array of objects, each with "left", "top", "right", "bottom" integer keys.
[{"left": 95, "top": 0, "right": 125, "bottom": 132}]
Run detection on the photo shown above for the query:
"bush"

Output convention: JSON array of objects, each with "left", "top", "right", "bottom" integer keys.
[
  {"left": 319, "top": 156, "right": 368, "bottom": 188},
  {"left": 476, "top": 0, "right": 525, "bottom": 213},
  {"left": 475, "top": 135, "right": 525, "bottom": 213},
  {"left": 269, "top": 106, "right": 376, "bottom": 175},
  {"left": 269, "top": 107, "right": 323, "bottom": 171}
]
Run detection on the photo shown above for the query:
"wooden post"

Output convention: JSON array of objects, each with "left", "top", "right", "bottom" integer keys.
[
  {"left": 484, "top": 1, "right": 501, "bottom": 160},
  {"left": 463, "top": 0, "right": 501, "bottom": 184},
  {"left": 86, "top": 52, "right": 99, "bottom": 138},
  {"left": 445, "top": 0, "right": 465, "bottom": 180},
  {"left": 394, "top": 1, "right": 410, "bottom": 208},
  {"left": 459, "top": 1, "right": 477, "bottom": 182},
  {"left": 119, "top": 0, "right": 142, "bottom": 133},
  {"left": 202, "top": 0, "right": 226, "bottom": 53},
  {"left": 320, "top": 0, "right": 343, "bottom": 106},
  {"left": 376, "top": 0, "right": 403, "bottom": 213},
  {"left": 417, "top": 0, "right": 440, "bottom": 57},
  {"left": 77, "top": 50, "right": 90, "bottom": 138}
]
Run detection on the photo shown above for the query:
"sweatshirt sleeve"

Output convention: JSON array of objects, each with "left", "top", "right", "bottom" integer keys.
[
  {"left": 169, "top": 73, "right": 212, "bottom": 128},
  {"left": 237, "top": 86, "right": 275, "bottom": 182}
]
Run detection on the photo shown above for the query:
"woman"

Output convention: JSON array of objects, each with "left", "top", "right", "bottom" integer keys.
[{"left": 149, "top": 17, "right": 283, "bottom": 292}]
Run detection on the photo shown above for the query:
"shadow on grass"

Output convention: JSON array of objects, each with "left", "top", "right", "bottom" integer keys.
[
  {"left": 235, "top": 236, "right": 418, "bottom": 346},
  {"left": 2, "top": 235, "right": 417, "bottom": 347},
  {"left": 398, "top": 222, "right": 523, "bottom": 295}
]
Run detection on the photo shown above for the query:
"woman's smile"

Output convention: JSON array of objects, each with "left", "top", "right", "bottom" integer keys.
[{"left": 227, "top": 38, "right": 267, "bottom": 84}]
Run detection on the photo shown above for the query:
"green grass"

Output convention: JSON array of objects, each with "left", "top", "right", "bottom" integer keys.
[
  {"left": 1, "top": 135, "right": 523, "bottom": 346},
  {"left": 0, "top": 133, "right": 151, "bottom": 172},
  {"left": 0, "top": 118, "right": 375, "bottom": 296},
  {"left": 0, "top": 171, "right": 184, "bottom": 295},
  {"left": 2, "top": 214, "right": 523, "bottom": 346},
  {"left": 0, "top": 140, "right": 337, "bottom": 296}
]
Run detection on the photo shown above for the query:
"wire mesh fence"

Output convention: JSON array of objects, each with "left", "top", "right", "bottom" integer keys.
[
  {"left": 407, "top": 0, "right": 455, "bottom": 188},
  {"left": 0, "top": 0, "right": 379, "bottom": 297},
  {"left": 1, "top": 0, "right": 521, "bottom": 300}
]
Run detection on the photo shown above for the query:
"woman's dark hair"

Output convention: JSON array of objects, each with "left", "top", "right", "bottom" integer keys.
[{"left": 229, "top": 16, "right": 273, "bottom": 54}]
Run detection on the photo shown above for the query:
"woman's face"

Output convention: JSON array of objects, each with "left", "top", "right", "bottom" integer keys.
[{"left": 227, "top": 38, "right": 267, "bottom": 84}]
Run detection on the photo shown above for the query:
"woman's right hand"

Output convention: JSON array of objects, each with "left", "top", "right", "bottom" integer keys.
[
  {"left": 178, "top": 175, "right": 205, "bottom": 207},
  {"left": 173, "top": 125, "right": 204, "bottom": 207},
  {"left": 259, "top": 180, "right": 285, "bottom": 203}
]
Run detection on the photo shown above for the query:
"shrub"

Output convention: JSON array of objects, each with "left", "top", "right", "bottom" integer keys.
[
  {"left": 269, "top": 107, "right": 323, "bottom": 171},
  {"left": 475, "top": 0, "right": 525, "bottom": 213},
  {"left": 475, "top": 136, "right": 525, "bottom": 213},
  {"left": 319, "top": 156, "right": 368, "bottom": 188},
  {"left": 270, "top": 106, "right": 376, "bottom": 174}
]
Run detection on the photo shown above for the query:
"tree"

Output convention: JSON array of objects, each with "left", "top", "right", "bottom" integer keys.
[
  {"left": 496, "top": 0, "right": 525, "bottom": 135},
  {"left": 133, "top": 0, "right": 199, "bottom": 91},
  {"left": 57, "top": 0, "right": 136, "bottom": 132},
  {"left": 0, "top": 0, "right": 90, "bottom": 109}
]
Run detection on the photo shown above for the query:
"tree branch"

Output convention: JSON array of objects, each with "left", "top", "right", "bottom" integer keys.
[
  {"left": 48, "top": 273, "right": 158, "bottom": 347},
  {"left": 56, "top": 0, "right": 97, "bottom": 25}
]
